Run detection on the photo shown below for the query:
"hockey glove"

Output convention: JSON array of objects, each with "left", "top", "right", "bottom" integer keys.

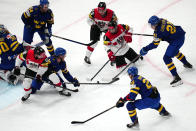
[
  {"left": 123, "top": 32, "right": 132, "bottom": 43},
  {"left": 140, "top": 48, "right": 148, "bottom": 56},
  {"left": 107, "top": 50, "right": 116, "bottom": 62},
  {"left": 116, "top": 97, "right": 126, "bottom": 108},
  {"left": 13, "top": 66, "right": 20, "bottom": 76},
  {"left": 73, "top": 78, "right": 80, "bottom": 87}
]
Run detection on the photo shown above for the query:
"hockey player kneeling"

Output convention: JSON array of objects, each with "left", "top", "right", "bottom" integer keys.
[
  {"left": 0, "top": 24, "right": 24, "bottom": 85},
  {"left": 116, "top": 66, "right": 170, "bottom": 128},
  {"left": 30, "top": 47, "right": 80, "bottom": 97},
  {"left": 13, "top": 46, "right": 48, "bottom": 101},
  {"left": 103, "top": 21, "right": 142, "bottom": 68}
]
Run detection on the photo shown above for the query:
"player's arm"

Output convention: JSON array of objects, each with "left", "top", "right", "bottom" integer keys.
[
  {"left": 111, "top": 11, "right": 118, "bottom": 22},
  {"left": 37, "top": 58, "right": 49, "bottom": 76},
  {"left": 15, "top": 51, "right": 27, "bottom": 67},
  {"left": 140, "top": 33, "right": 161, "bottom": 56},
  {"left": 87, "top": 9, "right": 96, "bottom": 26},
  {"left": 46, "top": 10, "right": 54, "bottom": 35},
  {"left": 21, "top": 7, "right": 34, "bottom": 25},
  {"left": 61, "top": 62, "right": 75, "bottom": 82},
  {"left": 124, "top": 83, "right": 140, "bottom": 101},
  {"left": 8, "top": 35, "right": 24, "bottom": 55},
  {"left": 121, "top": 24, "right": 133, "bottom": 43}
]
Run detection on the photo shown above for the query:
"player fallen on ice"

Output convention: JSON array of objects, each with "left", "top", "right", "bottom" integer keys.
[
  {"left": 30, "top": 47, "right": 80, "bottom": 97},
  {"left": 21, "top": 0, "right": 55, "bottom": 55},
  {"left": 0, "top": 24, "right": 24, "bottom": 85},
  {"left": 12, "top": 46, "right": 48, "bottom": 101},
  {"left": 116, "top": 66, "right": 170, "bottom": 128},
  {"left": 140, "top": 16, "right": 192, "bottom": 87},
  {"left": 103, "top": 21, "right": 142, "bottom": 68},
  {"left": 84, "top": 2, "right": 118, "bottom": 64}
]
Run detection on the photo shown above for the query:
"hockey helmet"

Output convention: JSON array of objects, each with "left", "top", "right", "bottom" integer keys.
[
  {"left": 0, "top": 24, "right": 7, "bottom": 37},
  {"left": 128, "top": 66, "right": 138, "bottom": 77},
  {"left": 108, "top": 20, "right": 117, "bottom": 33},
  {"left": 148, "top": 15, "right": 160, "bottom": 26},
  {"left": 98, "top": 2, "right": 106, "bottom": 10},
  {"left": 54, "top": 47, "right": 66, "bottom": 56},
  {"left": 40, "top": 0, "right": 49, "bottom": 6},
  {"left": 34, "top": 46, "right": 46, "bottom": 59}
]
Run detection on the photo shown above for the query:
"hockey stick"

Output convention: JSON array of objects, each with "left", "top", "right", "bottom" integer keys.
[
  {"left": 20, "top": 74, "right": 78, "bottom": 92},
  {"left": 64, "top": 77, "right": 119, "bottom": 85},
  {"left": 52, "top": 35, "right": 94, "bottom": 46},
  {"left": 112, "top": 55, "right": 141, "bottom": 81},
  {"left": 132, "top": 33, "right": 153, "bottom": 37},
  {"left": 71, "top": 105, "right": 116, "bottom": 124},
  {"left": 90, "top": 46, "right": 123, "bottom": 81}
]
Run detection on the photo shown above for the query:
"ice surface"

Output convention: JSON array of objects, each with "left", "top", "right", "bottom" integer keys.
[{"left": 0, "top": 0, "right": 196, "bottom": 131}]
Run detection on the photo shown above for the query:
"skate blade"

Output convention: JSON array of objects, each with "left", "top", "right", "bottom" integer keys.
[{"left": 171, "top": 80, "right": 183, "bottom": 87}]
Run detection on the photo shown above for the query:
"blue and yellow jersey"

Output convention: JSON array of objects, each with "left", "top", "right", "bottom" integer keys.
[
  {"left": 46, "top": 56, "right": 75, "bottom": 82},
  {"left": 0, "top": 33, "right": 24, "bottom": 70},
  {"left": 22, "top": 5, "right": 54, "bottom": 30},
  {"left": 124, "top": 75, "right": 154, "bottom": 101},
  {"left": 144, "top": 19, "right": 185, "bottom": 51}
]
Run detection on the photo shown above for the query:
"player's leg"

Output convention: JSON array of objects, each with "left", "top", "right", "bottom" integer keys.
[
  {"left": 173, "top": 36, "right": 192, "bottom": 68},
  {"left": 30, "top": 79, "right": 44, "bottom": 94},
  {"left": 23, "top": 25, "right": 35, "bottom": 50},
  {"left": 48, "top": 73, "right": 71, "bottom": 96},
  {"left": 21, "top": 78, "right": 32, "bottom": 101},
  {"left": 164, "top": 45, "right": 183, "bottom": 87},
  {"left": 38, "top": 31, "right": 54, "bottom": 55},
  {"left": 153, "top": 103, "right": 170, "bottom": 116},
  {"left": 115, "top": 56, "right": 127, "bottom": 69},
  {"left": 126, "top": 102, "right": 139, "bottom": 128},
  {"left": 84, "top": 25, "right": 101, "bottom": 64}
]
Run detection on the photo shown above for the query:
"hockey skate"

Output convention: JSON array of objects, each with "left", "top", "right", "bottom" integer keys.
[
  {"left": 84, "top": 56, "right": 91, "bottom": 64},
  {"left": 127, "top": 119, "right": 139, "bottom": 129},
  {"left": 59, "top": 89, "right": 71, "bottom": 96},
  {"left": 183, "top": 61, "right": 193, "bottom": 69},
  {"left": 170, "top": 75, "right": 183, "bottom": 87},
  {"left": 160, "top": 110, "right": 171, "bottom": 117},
  {"left": 21, "top": 94, "right": 30, "bottom": 101}
]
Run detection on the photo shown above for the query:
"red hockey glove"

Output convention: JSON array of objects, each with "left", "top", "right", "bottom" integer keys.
[
  {"left": 107, "top": 50, "right": 116, "bottom": 61},
  {"left": 123, "top": 32, "right": 132, "bottom": 43}
]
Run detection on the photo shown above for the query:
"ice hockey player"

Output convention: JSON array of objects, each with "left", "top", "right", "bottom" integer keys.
[
  {"left": 84, "top": 2, "right": 118, "bottom": 64},
  {"left": 12, "top": 46, "right": 48, "bottom": 101},
  {"left": 140, "top": 16, "right": 192, "bottom": 87},
  {"left": 116, "top": 66, "right": 170, "bottom": 128},
  {"left": 30, "top": 47, "right": 80, "bottom": 97},
  {"left": 0, "top": 24, "right": 24, "bottom": 85},
  {"left": 21, "top": 0, "right": 55, "bottom": 55},
  {"left": 103, "top": 21, "right": 142, "bottom": 68}
]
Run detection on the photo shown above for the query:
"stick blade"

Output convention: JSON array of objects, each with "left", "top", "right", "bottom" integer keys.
[{"left": 71, "top": 121, "right": 85, "bottom": 124}]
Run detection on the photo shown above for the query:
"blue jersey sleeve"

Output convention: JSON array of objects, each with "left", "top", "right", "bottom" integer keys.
[
  {"left": 143, "top": 33, "right": 161, "bottom": 51},
  {"left": 21, "top": 6, "right": 35, "bottom": 25},
  {"left": 61, "top": 62, "right": 75, "bottom": 82}
]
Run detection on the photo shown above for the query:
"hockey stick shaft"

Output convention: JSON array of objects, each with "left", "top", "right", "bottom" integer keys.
[
  {"left": 90, "top": 46, "right": 123, "bottom": 81},
  {"left": 132, "top": 33, "right": 153, "bottom": 36},
  {"left": 71, "top": 105, "right": 116, "bottom": 124},
  {"left": 112, "top": 55, "right": 141, "bottom": 80},
  {"left": 21, "top": 74, "right": 78, "bottom": 92},
  {"left": 52, "top": 35, "right": 92, "bottom": 46}
]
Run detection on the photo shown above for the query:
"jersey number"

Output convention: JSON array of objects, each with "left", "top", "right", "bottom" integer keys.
[
  {"left": 166, "top": 22, "right": 176, "bottom": 34},
  {"left": 142, "top": 78, "right": 152, "bottom": 89},
  {"left": 0, "top": 42, "right": 9, "bottom": 55}
]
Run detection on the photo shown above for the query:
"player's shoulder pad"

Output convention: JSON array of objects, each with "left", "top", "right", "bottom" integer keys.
[
  {"left": 6, "top": 34, "right": 17, "bottom": 41},
  {"left": 121, "top": 24, "right": 129, "bottom": 31},
  {"left": 89, "top": 9, "right": 95, "bottom": 19}
]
